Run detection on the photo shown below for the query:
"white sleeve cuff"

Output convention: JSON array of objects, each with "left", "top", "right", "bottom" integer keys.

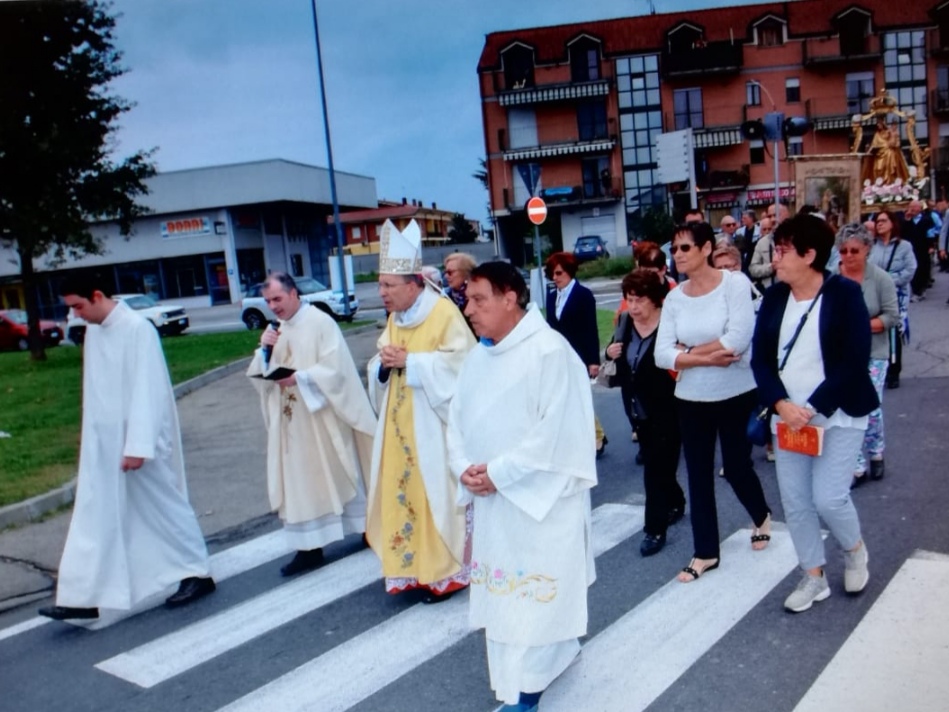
[{"left": 295, "top": 371, "right": 328, "bottom": 412}]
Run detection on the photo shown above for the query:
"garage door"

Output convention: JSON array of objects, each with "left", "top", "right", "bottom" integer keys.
[{"left": 579, "top": 215, "right": 616, "bottom": 251}]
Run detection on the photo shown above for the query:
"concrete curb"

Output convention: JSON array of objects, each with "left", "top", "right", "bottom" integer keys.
[{"left": 0, "top": 321, "right": 384, "bottom": 531}]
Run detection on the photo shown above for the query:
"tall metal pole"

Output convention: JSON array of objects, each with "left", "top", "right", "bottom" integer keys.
[
  {"left": 309, "top": 0, "right": 351, "bottom": 316},
  {"left": 750, "top": 80, "right": 781, "bottom": 222}
]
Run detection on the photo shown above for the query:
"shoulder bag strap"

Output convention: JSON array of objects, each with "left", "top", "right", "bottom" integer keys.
[{"left": 778, "top": 278, "right": 827, "bottom": 373}]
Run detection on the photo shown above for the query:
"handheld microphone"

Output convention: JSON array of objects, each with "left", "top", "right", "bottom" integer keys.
[{"left": 262, "top": 319, "right": 280, "bottom": 367}]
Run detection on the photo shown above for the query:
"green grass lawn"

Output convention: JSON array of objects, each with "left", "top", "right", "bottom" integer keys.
[{"left": 0, "top": 322, "right": 370, "bottom": 507}]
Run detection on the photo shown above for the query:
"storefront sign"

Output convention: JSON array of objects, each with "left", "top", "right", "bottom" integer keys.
[
  {"left": 706, "top": 191, "right": 739, "bottom": 205},
  {"left": 746, "top": 187, "right": 795, "bottom": 203},
  {"left": 161, "top": 217, "right": 211, "bottom": 239}
]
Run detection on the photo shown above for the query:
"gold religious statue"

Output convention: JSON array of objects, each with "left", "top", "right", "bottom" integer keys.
[{"left": 850, "top": 88, "right": 928, "bottom": 183}]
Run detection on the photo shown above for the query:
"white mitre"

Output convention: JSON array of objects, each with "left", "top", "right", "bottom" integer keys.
[{"left": 379, "top": 219, "right": 423, "bottom": 275}]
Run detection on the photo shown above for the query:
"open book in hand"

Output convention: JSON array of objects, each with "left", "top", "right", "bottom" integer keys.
[
  {"left": 251, "top": 366, "right": 296, "bottom": 381},
  {"left": 776, "top": 422, "right": 824, "bottom": 457}
]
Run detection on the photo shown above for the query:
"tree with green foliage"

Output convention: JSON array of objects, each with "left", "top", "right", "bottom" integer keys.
[
  {"left": 0, "top": 0, "right": 156, "bottom": 360},
  {"left": 448, "top": 214, "right": 478, "bottom": 244},
  {"left": 641, "top": 207, "right": 676, "bottom": 245}
]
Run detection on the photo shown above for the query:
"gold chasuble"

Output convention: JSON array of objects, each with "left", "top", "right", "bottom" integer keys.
[{"left": 367, "top": 294, "right": 475, "bottom": 594}]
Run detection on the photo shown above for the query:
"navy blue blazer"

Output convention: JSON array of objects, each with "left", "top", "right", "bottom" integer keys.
[
  {"left": 546, "top": 281, "right": 600, "bottom": 367},
  {"left": 751, "top": 273, "right": 879, "bottom": 418}
]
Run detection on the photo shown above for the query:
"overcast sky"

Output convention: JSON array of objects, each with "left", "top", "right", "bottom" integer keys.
[{"left": 107, "top": 0, "right": 767, "bottom": 224}]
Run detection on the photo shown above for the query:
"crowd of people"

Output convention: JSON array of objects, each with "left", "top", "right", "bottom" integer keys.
[{"left": 39, "top": 199, "right": 940, "bottom": 710}]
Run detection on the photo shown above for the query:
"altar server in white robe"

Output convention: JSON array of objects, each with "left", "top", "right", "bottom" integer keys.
[
  {"left": 447, "top": 262, "right": 597, "bottom": 711},
  {"left": 40, "top": 277, "right": 214, "bottom": 621},
  {"left": 248, "top": 273, "right": 376, "bottom": 576}
]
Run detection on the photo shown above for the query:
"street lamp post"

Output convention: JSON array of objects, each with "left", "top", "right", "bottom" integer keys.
[
  {"left": 748, "top": 79, "right": 782, "bottom": 223},
  {"left": 309, "top": 0, "right": 351, "bottom": 317}
]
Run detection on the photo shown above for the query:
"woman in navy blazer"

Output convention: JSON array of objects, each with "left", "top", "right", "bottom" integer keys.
[
  {"left": 545, "top": 252, "right": 605, "bottom": 454},
  {"left": 751, "top": 214, "right": 878, "bottom": 614}
]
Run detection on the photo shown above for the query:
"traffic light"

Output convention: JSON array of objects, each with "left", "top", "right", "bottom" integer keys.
[
  {"left": 740, "top": 120, "right": 765, "bottom": 141},
  {"left": 783, "top": 116, "right": 811, "bottom": 137}
]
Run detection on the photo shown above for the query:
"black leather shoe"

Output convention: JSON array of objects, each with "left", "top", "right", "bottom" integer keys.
[
  {"left": 423, "top": 586, "right": 466, "bottom": 604},
  {"left": 851, "top": 472, "right": 867, "bottom": 489},
  {"left": 280, "top": 548, "right": 324, "bottom": 577},
  {"left": 886, "top": 379, "right": 899, "bottom": 389},
  {"left": 596, "top": 436, "right": 609, "bottom": 460},
  {"left": 165, "top": 576, "right": 216, "bottom": 608},
  {"left": 667, "top": 506, "right": 685, "bottom": 526},
  {"left": 640, "top": 533, "right": 666, "bottom": 557},
  {"left": 38, "top": 605, "right": 99, "bottom": 620},
  {"left": 869, "top": 459, "right": 885, "bottom": 480}
]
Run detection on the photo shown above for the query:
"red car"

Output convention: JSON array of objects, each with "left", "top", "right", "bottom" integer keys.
[{"left": 0, "top": 309, "right": 64, "bottom": 351}]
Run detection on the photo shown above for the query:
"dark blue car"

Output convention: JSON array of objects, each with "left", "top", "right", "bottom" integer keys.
[{"left": 573, "top": 235, "right": 610, "bottom": 263}]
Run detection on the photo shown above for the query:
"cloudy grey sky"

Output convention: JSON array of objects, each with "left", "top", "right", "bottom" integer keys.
[{"left": 108, "top": 0, "right": 764, "bottom": 224}]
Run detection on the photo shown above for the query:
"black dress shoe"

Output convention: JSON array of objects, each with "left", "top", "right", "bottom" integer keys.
[
  {"left": 280, "top": 548, "right": 324, "bottom": 577},
  {"left": 596, "top": 436, "right": 608, "bottom": 460},
  {"left": 38, "top": 605, "right": 99, "bottom": 620},
  {"left": 869, "top": 459, "right": 885, "bottom": 480},
  {"left": 422, "top": 586, "right": 466, "bottom": 604},
  {"left": 851, "top": 472, "right": 867, "bottom": 489},
  {"left": 886, "top": 379, "right": 899, "bottom": 389},
  {"left": 667, "top": 506, "right": 685, "bottom": 526},
  {"left": 165, "top": 576, "right": 216, "bottom": 608},
  {"left": 640, "top": 533, "right": 666, "bottom": 557}
]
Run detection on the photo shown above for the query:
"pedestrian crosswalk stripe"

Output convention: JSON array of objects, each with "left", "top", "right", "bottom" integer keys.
[
  {"left": 0, "top": 527, "right": 291, "bottom": 641},
  {"left": 96, "top": 503, "right": 646, "bottom": 690},
  {"left": 210, "top": 503, "right": 646, "bottom": 712},
  {"left": 95, "top": 548, "right": 380, "bottom": 687},
  {"left": 541, "top": 524, "right": 799, "bottom": 712},
  {"left": 792, "top": 551, "right": 949, "bottom": 712}
]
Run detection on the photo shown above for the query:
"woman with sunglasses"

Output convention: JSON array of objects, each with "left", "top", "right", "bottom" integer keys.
[
  {"left": 867, "top": 208, "right": 916, "bottom": 389},
  {"left": 751, "top": 215, "right": 877, "bottom": 612},
  {"left": 655, "top": 222, "right": 772, "bottom": 583},
  {"left": 836, "top": 224, "right": 899, "bottom": 486}
]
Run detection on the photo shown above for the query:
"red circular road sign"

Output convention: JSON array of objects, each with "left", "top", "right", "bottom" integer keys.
[{"left": 526, "top": 196, "right": 547, "bottom": 225}]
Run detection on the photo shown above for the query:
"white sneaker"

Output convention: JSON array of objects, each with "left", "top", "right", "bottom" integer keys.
[
  {"left": 843, "top": 542, "right": 869, "bottom": 594},
  {"left": 784, "top": 572, "right": 831, "bottom": 613}
]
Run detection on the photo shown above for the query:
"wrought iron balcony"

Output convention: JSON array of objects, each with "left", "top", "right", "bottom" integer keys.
[
  {"left": 802, "top": 34, "right": 881, "bottom": 67},
  {"left": 662, "top": 41, "right": 743, "bottom": 78},
  {"left": 502, "top": 137, "right": 616, "bottom": 162},
  {"left": 498, "top": 79, "right": 612, "bottom": 107}
]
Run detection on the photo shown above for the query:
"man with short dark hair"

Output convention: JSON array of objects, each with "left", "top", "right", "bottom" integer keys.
[
  {"left": 40, "top": 275, "right": 214, "bottom": 621},
  {"left": 248, "top": 272, "right": 376, "bottom": 577},
  {"left": 448, "top": 261, "right": 596, "bottom": 711}
]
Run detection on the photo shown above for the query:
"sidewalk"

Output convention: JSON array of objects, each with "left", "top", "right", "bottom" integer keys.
[{"left": 2, "top": 273, "right": 947, "bottom": 614}]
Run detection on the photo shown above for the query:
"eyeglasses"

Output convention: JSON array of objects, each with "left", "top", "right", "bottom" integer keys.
[
  {"left": 840, "top": 247, "right": 864, "bottom": 255},
  {"left": 721, "top": 222, "right": 737, "bottom": 228},
  {"left": 669, "top": 243, "right": 695, "bottom": 254},
  {"left": 552, "top": 268, "right": 567, "bottom": 276},
  {"left": 773, "top": 246, "right": 795, "bottom": 259}
]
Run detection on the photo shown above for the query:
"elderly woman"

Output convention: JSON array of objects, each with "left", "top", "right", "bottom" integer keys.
[
  {"left": 752, "top": 215, "right": 879, "bottom": 613},
  {"left": 748, "top": 216, "right": 777, "bottom": 291},
  {"left": 544, "top": 252, "right": 605, "bottom": 455},
  {"left": 613, "top": 240, "right": 675, "bottom": 327},
  {"left": 868, "top": 208, "right": 916, "bottom": 389},
  {"left": 443, "top": 252, "right": 477, "bottom": 312},
  {"left": 655, "top": 222, "right": 772, "bottom": 583},
  {"left": 836, "top": 224, "right": 899, "bottom": 486},
  {"left": 605, "top": 269, "right": 685, "bottom": 557}
]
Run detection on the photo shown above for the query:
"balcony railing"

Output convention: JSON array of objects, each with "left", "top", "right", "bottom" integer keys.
[
  {"left": 665, "top": 104, "right": 746, "bottom": 148},
  {"left": 804, "top": 98, "right": 878, "bottom": 131},
  {"left": 802, "top": 34, "right": 881, "bottom": 66},
  {"left": 502, "top": 137, "right": 616, "bottom": 162},
  {"left": 539, "top": 184, "right": 620, "bottom": 205},
  {"left": 662, "top": 41, "right": 743, "bottom": 77},
  {"left": 498, "top": 79, "right": 611, "bottom": 107}
]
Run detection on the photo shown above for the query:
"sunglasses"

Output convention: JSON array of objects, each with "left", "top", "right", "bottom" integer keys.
[
  {"left": 670, "top": 244, "right": 695, "bottom": 254},
  {"left": 840, "top": 247, "right": 864, "bottom": 255}
]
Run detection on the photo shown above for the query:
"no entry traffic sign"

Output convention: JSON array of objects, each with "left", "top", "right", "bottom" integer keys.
[{"left": 526, "top": 196, "right": 547, "bottom": 225}]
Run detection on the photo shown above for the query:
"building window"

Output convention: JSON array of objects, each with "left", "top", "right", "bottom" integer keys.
[
  {"left": 846, "top": 72, "right": 875, "bottom": 115},
  {"left": 502, "top": 44, "right": 535, "bottom": 90},
  {"left": 757, "top": 20, "right": 785, "bottom": 47},
  {"left": 838, "top": 13, "right": 869, "bottom": 56},
  {"left": 570, "top": 39, "right": 601, "bottom": 82},
  {"left": 747, "top": 82, "right": 761, "bottom": 107},
  {"left": 788, "top": 137, "right": 804, "bottom": 157},
  {"left": 750, "top": 142, "right": 765, "bottom": 165},
  {"left": 352, "top": 226, "right": 361, "bottom": 239},
  {"left": 582, "top": 157, "right": 611, "bottom": 198},
  {"left": 786, "top": 78, "right": 800, "bottom": 104},
  {"left": 290, "top": 254, "right": 304, "bottom": 277},
  {"left": 883, "top": 31, "right": 928, "bottom": 139},
  {"left": 937, "top": 66, "right": 949, "bottom": 113},
  {"left": 673, "top": 88, "right": 703, "bottom": 130},
  {"left": 577, "top": 100, "right": 608, "bottom": 141}
]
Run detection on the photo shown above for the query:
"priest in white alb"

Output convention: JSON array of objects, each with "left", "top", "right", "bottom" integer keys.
[
  {"left": 40, "top": 276, "right": 215, "bottom": 621},
  {"left": 366, "top": 219, "right": 476, "bottom": 602},
  {"left": 248, "top": 273, "right": 376, "bottom": 577},
  {"left": 446, "top": 262, "right": 597, "bottom": 711}
]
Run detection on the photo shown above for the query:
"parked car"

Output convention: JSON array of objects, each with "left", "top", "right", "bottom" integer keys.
[
  {"left": 0, "top": 309, "right": 63, "bottom": 351},
  {"left": 573, "top": 235, "right": 611, "bottom": 262},
  {"left": 66, "top": 294, "right": 189, "bottom": 344},
  {"left": 241, "top": 277, "right": 359, "bottom": 329}
]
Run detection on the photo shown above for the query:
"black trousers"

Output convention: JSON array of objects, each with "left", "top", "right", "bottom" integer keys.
[
  {"left": 635, "top": 416, "right": 685, "bottom": 537},
  {"left": 886, "top": 329, "right": 902, "bottom": 385},
  {"left": 910, "top": 239, "right": 931, "bottom": 296},
  {"left": 677, "top": 390, "right": 771, "bottom": 560}
]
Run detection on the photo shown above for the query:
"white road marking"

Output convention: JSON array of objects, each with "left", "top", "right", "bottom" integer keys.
[
  {"left": 541, "top": 525, "right": 799, "bottom": 711},
  {"left": 208, "top": 504, "right": 646, "bottom": 711},
  {"left": 793, "top": 551, "right": 949, "bottom": 712}
]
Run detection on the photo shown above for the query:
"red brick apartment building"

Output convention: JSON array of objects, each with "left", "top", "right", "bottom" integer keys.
[
  {"left": 328, "top": 199, "right": 480, "bottom": 253},
  {"left": 478, "top": 0, "right": 947, "bottom": 261}
]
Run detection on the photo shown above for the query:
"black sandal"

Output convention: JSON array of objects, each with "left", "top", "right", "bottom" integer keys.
[{"left": 679, "top": 557, "right": 719, "bottom": 582}]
